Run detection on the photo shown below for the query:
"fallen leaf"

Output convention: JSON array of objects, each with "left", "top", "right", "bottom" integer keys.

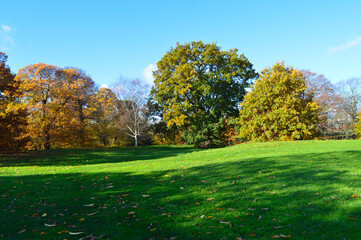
[
  {"left": 248, "top": 233, "right": 256, "bottom": 236},
  {"left": 18, "top": 229, "right": 26, "bottom": 234},
  {"left": 44, "top": 223, "right": 57, "bottom": 227},
  {"left": 142, "top": 195, "right": 149, "bottom": 197},
  {"left": 281, "top": 234, "right": 292, "bottom": 238},
  {"left": 348, "top": 217, "right": 356, "bottom": 220},
  {"left": 84, "top": 204, "right": 94, "bottom": 207},
  {"left": 69, "top": 232, "right": 84, "bottom": 235},
  {"left": 274, "top": 226, "right": 282, "bottom": 229},
  {"left": 200, "top": 215, "right": 205, "bottom": 218}
]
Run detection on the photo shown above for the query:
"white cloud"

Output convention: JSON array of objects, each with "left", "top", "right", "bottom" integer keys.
[
  {"left": 328, "top": 36, "right": 361, "bottom": 53},
  {"left": 142, "top": 63, "right": 157, "bottom": 85},
  {"left": 1, "top": 25, "right": 11, "bottom": 33},
  {"left": 0, "top": 24, "right": 15, "bottom": 51},
  {"left": 100, "top": 84, "right": 108, "bottom": 89}
]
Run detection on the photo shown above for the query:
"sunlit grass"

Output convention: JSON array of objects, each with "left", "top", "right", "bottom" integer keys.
[{"left": 1, "top": 140, "right": 361, "bottom": 239}]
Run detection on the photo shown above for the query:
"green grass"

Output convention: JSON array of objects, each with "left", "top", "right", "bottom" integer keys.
[{"left": 1, "top": 141, "right": 361, "bottom": 239}]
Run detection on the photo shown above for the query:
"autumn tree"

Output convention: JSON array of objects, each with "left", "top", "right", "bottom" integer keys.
[
  {"left": 146, "top": 98, "right": 183, "bottom": 145},
  {"left": 302, "top": 70, "right": 342, "bottom": 135},
  {"left": 151, "top": 41, "right": 257, "bottom": 147},
  {"left": 0, "top": 52, "right": 28, "bottom": 151},
  {"left": 17, "top": 63, "right": 62, "bottom": 149},
  {"left": 17, "top": 63, "right": 95, "bottom": 149},
  {"left": 239, "top": 62, "right": 319, "bottom": 141},
  {"left": 113, "top": 78, "right": 150, "bottom": 147},
  {"left": 89, "top": 87, "right": 121, "bottom": 146},
  {"left": 54, "top": 67, "right": 95, "bottom": 146}
]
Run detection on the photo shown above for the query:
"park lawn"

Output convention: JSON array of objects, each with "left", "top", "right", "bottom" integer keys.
[{"left": 1, "top": 140, "right": 361, "bottom": 239}]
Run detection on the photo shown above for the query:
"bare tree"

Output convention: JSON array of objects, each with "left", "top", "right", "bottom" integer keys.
[
  {"left": 302, "top": 70, "right": 342, "bottom": 135},
  {"left": 336, "top": 78, "right": 361, "bottom": 137},
  {"left": 113, "top": 78, "right": 150, "bottom": 147}
]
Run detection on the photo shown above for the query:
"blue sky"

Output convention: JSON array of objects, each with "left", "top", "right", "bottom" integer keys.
[{"left": 1, "top": 0, "right": 361, "bottom": 87}]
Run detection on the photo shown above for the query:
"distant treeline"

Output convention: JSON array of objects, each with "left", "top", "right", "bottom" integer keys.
[{"left": 1, "top": 41, "right": 361, "bottom": 151}]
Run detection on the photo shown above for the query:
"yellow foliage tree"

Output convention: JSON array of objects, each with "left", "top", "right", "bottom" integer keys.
[
  {"left": 239, "top": 62, "right": 319, "bottom": 141},
  {"left": 17, "top": 64, "right": 95, "bottom": 149},
  {"left": 0, "top": 52, "right": 28, "bottom": 151}
]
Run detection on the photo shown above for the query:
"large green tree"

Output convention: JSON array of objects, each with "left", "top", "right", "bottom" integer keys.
[
  {"left": 239, "top": 62, "right": 319, "bottom": 141},
  {"left": 152, "top": 41, "right": 257, "bottom": 147}
]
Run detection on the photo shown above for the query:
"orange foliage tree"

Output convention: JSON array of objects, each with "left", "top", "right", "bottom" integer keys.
[
  {"left": 54, "top": 67, "right": 95, "bottom": 146},
  {"left": 17, "top": 64, "right": 96, "bottom": 149},
  {"left": 89, "top": 87, "right": 121, "bottom": 146},
  {"left": 0, "top": 52, "right": 28, "bottom": 151}
]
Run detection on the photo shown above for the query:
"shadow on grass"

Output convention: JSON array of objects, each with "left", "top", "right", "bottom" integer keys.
[
  {"left": 1, "top": 150, "right": 361, "bottom": 239},
  {"left": 0, "top": 145, "right": 204, "bottom": 167}
]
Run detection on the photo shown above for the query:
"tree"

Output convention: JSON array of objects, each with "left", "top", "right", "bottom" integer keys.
[
  {"left": 17, "top": 63, "right": 63, "bottom": 149},
  {"left": 0, "top": 52, "right": 28, "bottom": 151},
  {"left": 146, "top": 98, "right": 183, "bottom": 145},
  {"left": 113, "top": 78, "right": 150, "bottom": 147},
  {"left": 238, "top": 62, "right": 319, "bottom": 141},
  {"left": 335, "top": 78, "right": 361, "bottom": 137},
  {"left": 151, "top": 41, "right": 257, "bottom": 147},
  {"left": 89, "top": 87, "right": 121, "bottom": 146},
  {"left": 302, "top": 70, "right": 342, "bottom": 135},
  {"left": 55, "top": 67, "right": 95, "bottom": 146},
  {"left": 353, "top": 111, "right": 361, "bottom": 138}
]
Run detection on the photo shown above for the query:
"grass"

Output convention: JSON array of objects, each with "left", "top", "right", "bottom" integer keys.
[{"left": 1, "top": 140, "right": 361, "bottom": 239}]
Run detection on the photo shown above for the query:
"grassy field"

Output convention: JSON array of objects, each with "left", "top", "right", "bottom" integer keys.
[{"left": 1, "top": 140, "right": 361, "bottom": 239}]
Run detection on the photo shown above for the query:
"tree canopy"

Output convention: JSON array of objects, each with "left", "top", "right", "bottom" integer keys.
[
  {"left": 239, "top": 62, "right": 319, "bottom": 141},
  {"left": 151, "top": 41, "right": 257, "bottom": 147},
  {"left": 0, "top": 52, "right": 28, "bottom": 151}
]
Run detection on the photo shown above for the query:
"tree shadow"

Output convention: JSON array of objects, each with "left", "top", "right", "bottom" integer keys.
[
  {"left": 1, "top": 150, "right": 361, "bottom": 239},
  {"left": 0, "top": 145, "right": 204, "bottom": 167}
]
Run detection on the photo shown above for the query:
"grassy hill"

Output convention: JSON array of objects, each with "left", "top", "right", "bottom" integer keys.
[{"left": 1, "top": 140, "right": 361, "bottom": 239}]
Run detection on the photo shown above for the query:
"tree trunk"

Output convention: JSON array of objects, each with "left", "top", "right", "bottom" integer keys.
[
  {"left": 135, "top": 135, "right": 138, "bottom": 147},
  {"left": 44, "top": 131, "right": 51, "bottom": 150},
  {"left": 78, "top": 102, "right": 86, "bottom": 145}
]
